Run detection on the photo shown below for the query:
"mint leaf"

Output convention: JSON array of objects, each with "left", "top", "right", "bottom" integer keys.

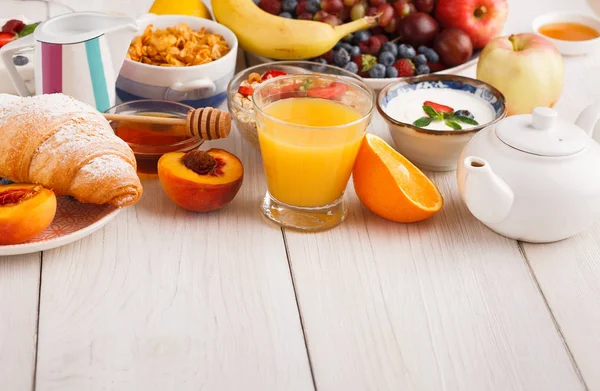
[
  {"left": 455, "top": 115, "right": 479, "bottom": 125},
  {"left": 18, "top": 22, "right": 40, "bottom": 38},
  {"left": 443, "top": 111, "right": 455, "bottom": 119},
  {"left": 445, "top": 120, "right": 462, "bottom": 130},
  {"left": 413, "top": 117, "right": 432, "bottom": 127},
  {"left": 422, "top": 105, "right": 438, "bottom": 119}
]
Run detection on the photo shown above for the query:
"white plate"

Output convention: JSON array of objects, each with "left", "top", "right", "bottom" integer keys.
[
  {"left": 246, "top": 51, "right": 480, "bottom": 91},
  {"left": 0, "top": 196, "right": 121, "bottom": 256}
]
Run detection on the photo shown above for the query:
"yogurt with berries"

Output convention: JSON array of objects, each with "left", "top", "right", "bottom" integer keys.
[{"left": 384, "top": 88, "right": 496, "bottom": 131}]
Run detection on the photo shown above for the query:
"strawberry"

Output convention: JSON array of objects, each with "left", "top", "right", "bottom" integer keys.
[
  {"left": 262, "top": 70, "right": 287, "bottom": 81},
  {"left": 358, "top": 36, "right": 382, "bottom": 55},
  {"left": 427, "top": 62, "right": 446, "bottom": 73},
  {"left": 353, "top": 54, "right": 377, "bottom": 77},
  {"left": 2, "top": 19, "right": 25, "bottom": 34},
  {"left": 393, "top": 59, "right": 415, "bottom": 77},
  {"left": 259, "top": 0, "right": 282, "bottom": 15},
  {"left": 307, "top": 82, "right": 348, "bottom": 99},
  {"left": 424, "top": 101, "right": 454, "bottom": 113},
  {"left": 0, "top": 32, "right": 15, "bottom": 48},
  {"left": 238, "top": 86, "right": 254, "bottom": 96}
]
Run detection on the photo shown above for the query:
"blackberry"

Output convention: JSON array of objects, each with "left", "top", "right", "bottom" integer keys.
[
  {"left": 398, "top": 44, "right": 416, "bottom": 59},
  {"left": 381, "top": 42, "right": 398, "bottom": 57},
  {"left": 414, "top": 54, "right": 427, "bottom": 66},
  {"left": 343, "top": 61, "right": 359, "bottom": 74},
  {"left": 416, "top": 64, "right": 430, "bottom": 75},
  {"left": 282, "top": 0, "right": 298, "bottom": 12},
  {"left": 455, "top": 110, "right": 474, "bottom": 119},
  {"left": 378, "top": 51, "right": 395, "bottom": 67},
  {"left": 368, "top": 63, "right": 386, "bottom": 78},
  {"left": 385, "top": 66, "right": 399, "bottom": 78},
  {"left": 306, "top": 0, "right": 321, "bottom": 14},
  {"left": 279, "top": 12, "right": 292, "bottom": 18},
  {"left": 333, "top": 48, "right": 351, "bottom": 66}
]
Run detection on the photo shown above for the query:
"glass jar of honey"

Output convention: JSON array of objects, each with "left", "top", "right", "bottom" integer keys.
[{"left": 105, "top": 100, "right": 203, "bottom": 175}]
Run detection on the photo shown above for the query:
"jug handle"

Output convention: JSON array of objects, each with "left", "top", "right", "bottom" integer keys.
[
  {"left": 0, "top": 34, "right": 35, "bottom": 97},
  {"left": 165, "top": 79, "right": 216, "bottom": 101},
  {"left": 575, "top": 102, "right": 600, "bottom": 142}
]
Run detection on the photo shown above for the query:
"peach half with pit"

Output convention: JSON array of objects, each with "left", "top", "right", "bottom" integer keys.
[
  {"left": 0, "top": 184, "right": 57, "bottom": 245},
  {"left": 157, "top": 149, "right": 244, "bottom": 212}
]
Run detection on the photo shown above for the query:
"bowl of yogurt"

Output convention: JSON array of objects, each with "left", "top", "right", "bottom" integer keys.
[{"left": 377, "top": 74, "right": 506, "bottom": 171}]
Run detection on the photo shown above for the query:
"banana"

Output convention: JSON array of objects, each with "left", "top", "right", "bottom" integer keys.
[{"left": 212, "top": 0, "right": 378, "bottom": 60}]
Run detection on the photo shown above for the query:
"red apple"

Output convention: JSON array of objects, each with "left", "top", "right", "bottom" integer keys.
[
  {"left": 476, "top": 33, "right": 564, "bottom": 116},
  {"left": 435, "top": 0, "right": 508, "bottom": 49}
]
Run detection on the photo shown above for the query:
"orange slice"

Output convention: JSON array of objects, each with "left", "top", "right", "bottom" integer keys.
[{"left": 352, "top": 133, "right": 443, "bottom": 223}]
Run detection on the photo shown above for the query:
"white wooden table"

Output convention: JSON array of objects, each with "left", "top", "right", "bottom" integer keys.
[{"left": 2, "top": 0, "right": 600, "bottom": 390}]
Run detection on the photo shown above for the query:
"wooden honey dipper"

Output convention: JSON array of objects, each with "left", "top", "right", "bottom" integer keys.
[{"left": 103, "top": 107, "right": 231, "bottom": 140}]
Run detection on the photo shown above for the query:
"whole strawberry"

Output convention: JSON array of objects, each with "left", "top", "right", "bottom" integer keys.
[
  {"left": 353, "top": 54, "right": 377, "bottom": 77},
  {"left": 393, "top": 59, "right": 415, "bottom": 77}
]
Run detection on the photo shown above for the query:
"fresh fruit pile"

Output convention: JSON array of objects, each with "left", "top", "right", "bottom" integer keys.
[
  {"left": 254, "top": 0, "right": 508, "bottom": 78},
  {"left": 0, "top": 19, "right": 40, "bottom": 48}
]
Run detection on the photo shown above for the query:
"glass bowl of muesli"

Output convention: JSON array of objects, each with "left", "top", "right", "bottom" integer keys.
[{"left": 227, "top": 61, "right": 365, "bottom": 150}]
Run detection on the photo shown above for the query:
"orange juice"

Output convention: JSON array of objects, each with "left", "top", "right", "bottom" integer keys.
[{"left": 258, "top": 97, "right": 367, "bottom": 207}]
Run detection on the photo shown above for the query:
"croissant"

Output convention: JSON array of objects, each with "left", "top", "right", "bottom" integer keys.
[{"left": 0, "top": 93, "right": 142, "bottom": 207}]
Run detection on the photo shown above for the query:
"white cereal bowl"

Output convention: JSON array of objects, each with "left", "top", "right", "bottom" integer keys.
[
  {"left": 532, "top": 12, "right": 600, "bottom": 56},
  {"left": 116, "top": 14, "right": 238, "bottom": 108},
  {"left": 377, "top": 75, "right": 506, "bottom": 172}
]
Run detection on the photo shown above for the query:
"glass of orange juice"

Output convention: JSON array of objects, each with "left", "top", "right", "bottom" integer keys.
[{"left": 253, "top": 74, "right": 374, "bottom": 231}]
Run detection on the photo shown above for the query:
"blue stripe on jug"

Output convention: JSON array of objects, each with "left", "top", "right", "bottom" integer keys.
[{"left": 85, "top": 37, "right": 110, "bottom": 113}]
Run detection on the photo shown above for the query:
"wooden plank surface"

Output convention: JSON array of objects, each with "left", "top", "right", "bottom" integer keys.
[
  {"left": 284, "top": 114, "right": 585, "bottom": 391},
  {"left": 33, "top": 50, "right": 314, "bottom": 391},
  {"left": 0, "top": 254, "right": 41, "bottom": 391},
  {"left": 521, "top": 1, "right": 600, "bottom": 386}
]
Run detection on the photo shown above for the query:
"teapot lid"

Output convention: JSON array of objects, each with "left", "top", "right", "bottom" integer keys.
[{"left": 495, "top": 107, "right": 589, "bottom": 157}]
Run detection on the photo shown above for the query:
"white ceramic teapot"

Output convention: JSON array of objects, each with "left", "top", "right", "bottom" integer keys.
[{"left": 457, "top": 105, "right": 600, "bottom": 243}]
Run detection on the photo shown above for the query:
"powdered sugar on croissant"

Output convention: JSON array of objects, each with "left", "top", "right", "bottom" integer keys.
[{"left": 0, "top": 93, "right": 143, "bottom": 207}]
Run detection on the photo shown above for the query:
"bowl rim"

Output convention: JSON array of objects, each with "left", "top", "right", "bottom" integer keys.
[
  {"left": 123, "top": 14, "right": 238, "bottom": 71},
  {"left": 104, "top": 99, "right": 203, "bottom": 151},
  {"left": 251, "top": 73, "right": 374, "bottom": 131},
  {"left": 376, "top": 74, "right": 507, "bottom": 136},
  {"left": 531, "top": 11, "right": 600, "bottom": 46},
  {"left": 226, "top": 60, "right": 366, "bottom": 117}
]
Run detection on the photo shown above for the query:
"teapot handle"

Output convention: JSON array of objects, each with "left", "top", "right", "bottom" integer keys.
[
  {"left": 0, "top": 34, "right": 35, "bottom": 97},
  {"left": 575, "top": 102, "right": 600, "bottom": 143}
]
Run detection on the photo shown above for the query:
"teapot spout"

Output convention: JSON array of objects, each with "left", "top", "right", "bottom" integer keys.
[
  {"left": 575, "top": 102, "right": 600, "bottom": 144},
  {"left": 462, "top": 157, "right": 514, "bottom": 225}
]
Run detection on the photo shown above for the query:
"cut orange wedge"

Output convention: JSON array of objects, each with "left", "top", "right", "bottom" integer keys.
[{"left": 353, "top": 133, "right": 443, "bottom": 223}]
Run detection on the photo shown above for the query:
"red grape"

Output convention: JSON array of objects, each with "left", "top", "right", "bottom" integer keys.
[
  {"left": 298, "top": 11, "right": 314, "bottom": 19},
  {"left": 350, "top": 3, "right": 366, "bottom": 20},
  {"left": 313, "top": 10, "right": 330, "bottom": 21},
  {"left": 368, "top": 0, "right": 387, "bottom": 6},
  {"left": 321, "top": 0, "right": 344, "bottom": 14},
  {"left": 397, "top": 12, "right": 439, "bottom": 46},
  {"left": 393, "top": 0, "right": 413, "bottom": 18},
  {"left": 366, "top": 6, "right": 378, "bottom": 17},
  {"left": 323, "top": 14, "right": 343, "bottom": 25},
  {"left": 413, "top": 0, "right": 434, "bottom": 13},
  {"left": 377, "top": 4, "right": 394, "bottom": 27},
  {"left": 384, "top": 16, "right": 399, "bottom": 33}
]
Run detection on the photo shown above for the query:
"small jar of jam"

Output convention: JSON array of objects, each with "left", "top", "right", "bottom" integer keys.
[{"left": 105, "top": 100, "right": 203, "bottom": 175}]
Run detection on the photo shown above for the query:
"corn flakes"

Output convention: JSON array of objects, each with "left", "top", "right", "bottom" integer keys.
[{"left": 127, "top": 23, "right": 230, "bottom": 67}]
